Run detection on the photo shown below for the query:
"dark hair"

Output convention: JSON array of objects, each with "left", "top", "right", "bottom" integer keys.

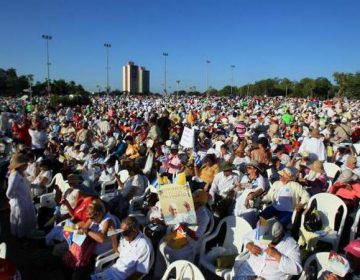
[{"left": 122, "top": 216, "right": 139, "bottom": 232}]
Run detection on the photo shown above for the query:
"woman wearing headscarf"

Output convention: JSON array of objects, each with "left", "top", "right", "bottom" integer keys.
[{"left": 6, "top": 153, "right": 36, "bottom": 238}]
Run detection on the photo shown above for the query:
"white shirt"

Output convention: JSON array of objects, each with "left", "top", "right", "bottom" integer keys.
[
  {"left": 234, "top": 175, "right": 268, "bottom": 216},
  {"left": 209, "top": 171, "right": 241, "bottom": 199},
  {"left": 28, "top": 129, "right": 47, "bottom": 149},
  {"left": 106, "top": 233, "right": 152, "bottom": 279},
  {"left": 298, "top": 137, "right": 327, "bottom": 161},
  {"left": 233, "top": 232, "right": 302, "bottom": 280}
]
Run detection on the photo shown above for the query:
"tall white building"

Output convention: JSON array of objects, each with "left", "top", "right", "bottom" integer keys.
[{"left": 122, "top": 62, "right": 150, "bottom": 94}]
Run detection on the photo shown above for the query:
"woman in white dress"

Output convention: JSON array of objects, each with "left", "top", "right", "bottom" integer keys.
[{"left": 6, "top": 153, "right": 37, "bottom": 238}]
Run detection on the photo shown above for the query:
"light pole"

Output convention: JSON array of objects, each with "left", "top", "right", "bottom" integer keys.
[
  {"left": 104, "top": 43, "right": 111, "bottom": 96},
  {"left": 206, "top": 60, "right": 211, "bottom": 93},
  {"left": 42, "top": 34, "right": 52, "bottom": 95},
  {"left": 163, "top": 52, "right": 168, "bottom": 95},
  {"left": 176, "top": 80, "right": 180, "bottom": 98},
  {"left": 28, "top": 75, "right": 33, "bottom": 101},
  {"left": 230, "top": 65, "right": 235, "bottom": 94}
]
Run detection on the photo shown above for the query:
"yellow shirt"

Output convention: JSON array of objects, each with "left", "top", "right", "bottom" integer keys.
[{"left": 200, "top": 164, "right": 219, "bottom": 184}]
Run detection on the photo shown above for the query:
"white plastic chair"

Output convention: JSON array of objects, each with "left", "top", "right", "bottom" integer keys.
[
  {"left": 353, "top": 143, "right": 360, "bottom": 155},
  {"left": 323, "top": 162, "right": 340, "bottom": 181},
  {"left": 301, "top": 193, "right": 347, "bottom": 251},
  {"left": 161, "top": 260, "right": 205, "bottom": 280},
  {"left": 0, "top": 242, "right": 6, "bottom": 259},
  {"left": 193, "top": 207, "right": 215, "bottom": 262},
  {"left": 229, "top": 251, "right": 293, "bottom": 280},
  {"left": 100, "top": 179, "right": 118, "bottom": 202},
  {"left": 298, "top": 252, "right": 335, "bottom": 280},
  {"left": 95, "top": 236, "right": 154, "bottom": 280},
  {"left": 199, "top": 216, "right": 252, "bottom": 280},
  {"left": 350, "top": 207, "right": 360, "bottom": 241}
]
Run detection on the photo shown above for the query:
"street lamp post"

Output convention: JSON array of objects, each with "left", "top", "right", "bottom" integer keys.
[
  {"left": 42, "top": 34, "right": 52, "bottom": 95},
  {"left": 104, "top": 43, "right": 111, "bottom": 96},
  {"left": 206, "top": 60, "right": 211, "bottom": 93},
  {"left": 230, "top": 65, "right": 235, "bottom": 94},
  {"left": 176, "top": 80, "right": 180, "bottom": 98},
  {"left": 163, "top": 52, "right": 168, "bottom": 95},
  {"left": 28, "top": 75, "right": 33, "bottom": 101}
]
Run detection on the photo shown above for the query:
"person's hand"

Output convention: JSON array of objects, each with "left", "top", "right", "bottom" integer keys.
[
  {"left": 180, "top": 223, "right": 190, "bottom": 233},
  {"left": 247, "top": 192, "right": 255, "bottom": 201},
  {"left": 265, "top": 245, "right": 282, "bottom": 261},
  {"left": 60, "top": 198, "right": 69, "bottom": 206},
  {"left": 246, "top": 243, "right": 262, "bottom": 256},
  {"left": 295, "top": 203, "right": 304, "bottom": 212},
  {"left": 324, "top": 273, "right": 340, "bottom": 280},
  {"left": 183, "top": 201, "right": 191, "bottom": 212},
  {"left": 345, "top": 184, "right": 353, "bottom": 190}
]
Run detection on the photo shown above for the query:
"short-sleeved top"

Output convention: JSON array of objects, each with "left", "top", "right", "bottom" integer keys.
[
  {"left": 274, "top": 185, "right": 294, "bottom": 212},
  {"left": 28, "top": 129, "right": 47, "bottom": 149},
  {"left": 110, "top": 233, "right": 152, "bottom": 279}
]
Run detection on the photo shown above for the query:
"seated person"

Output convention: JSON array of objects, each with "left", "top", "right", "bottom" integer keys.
[
  {"left": 62, "top": 199, "right": 119, "bottom": 279},
  {"left": 234, "top": 161, "right": 268, "bottom": 227},
  {"left": 261, "top": 167, "right": 309, "bottom": 227},
  {"left": 30, "top": 159, "right": 52, "bottom": 197},
  {"left": 208, "top": 162, "right": 241, "bottom": 218},
  {"left": 79, "top": 199, "right": 118, "bottom": 255},
  {"left": 154, "top": 190, "right": 211, "bottom": 277},
  {"left": 298, "top": 160, "right": 328, "bottom": 196},
  {"left": 192, "top": 153, "right": 219, "bottom": 191},
  {"left": 329, "top": 157, "right": 360, "bottom": 209},
  {"left": 232, "top": 220, "right": 302, "bottom": 280},
  {"left": 91, "top": 216, "right": 152, "bottom": 280}
]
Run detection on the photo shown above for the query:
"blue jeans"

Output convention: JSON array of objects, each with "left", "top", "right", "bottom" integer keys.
[{"left": 261, "top": 205, "right": 293, "bottom": 227}]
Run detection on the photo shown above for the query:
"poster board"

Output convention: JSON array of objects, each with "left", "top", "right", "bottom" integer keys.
[
  {"left": 180, "top": 127, "right": 195, "bottom": 148},
  {"left": 158, "top": 184, "right": 197, "bottom": 225}
]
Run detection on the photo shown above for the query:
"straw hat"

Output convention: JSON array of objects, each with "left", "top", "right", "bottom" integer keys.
[
  {"left": 9, "top": 153, "right": 28, "bottom": 170},
  {"left": 309, "top": 160, "right": 324, "bottom": 173},
  {"left": 278, "top": 167, "right": 294, "bottom": 180}
]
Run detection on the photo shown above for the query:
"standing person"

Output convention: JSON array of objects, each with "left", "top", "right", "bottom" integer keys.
[
  {"left": 157, "top": 110, "right": 172, "bottom": 142},
  {"left": 298, "top": 128, "right": 327, "bottom": 161},
  {"left": 6, "top": 153, "right": 37, "bottom": 238},
  {"left": 28, "top": 117, "right": 48, "bottom": 157}
]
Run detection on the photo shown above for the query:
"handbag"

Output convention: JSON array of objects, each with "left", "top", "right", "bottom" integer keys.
[{"left": 304, "top": 201, "right": 322, "bottom": 232}]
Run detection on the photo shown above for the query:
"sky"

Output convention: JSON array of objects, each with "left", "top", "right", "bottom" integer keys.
[{"left": 1, "top": 0, "right": 360, "bottom": 93}]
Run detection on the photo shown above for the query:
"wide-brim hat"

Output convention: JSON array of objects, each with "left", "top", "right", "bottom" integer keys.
[
  {"left": 246, "top": 160, "right": 263, "bottom": 173},
  {"left": 309, "top": 160, "right": 324, "bottom": 173},
  {"left": 9, "top": 153, "right": 28, "bottom": 170},
  {"left": 222, "top": 162, "right": 235, "bottom": 172}
]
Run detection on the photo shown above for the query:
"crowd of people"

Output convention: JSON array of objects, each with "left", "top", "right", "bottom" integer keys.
[{"left": 1, "top": 94, "right": 360, "bottom": 280}]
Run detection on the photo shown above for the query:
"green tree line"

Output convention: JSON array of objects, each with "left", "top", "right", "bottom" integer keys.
[
  {"left": 1, "top": 67, "right": 360, "bottom": 98},
  {"left": 0, "top": 68, "right": 89, "bottom": 96}
]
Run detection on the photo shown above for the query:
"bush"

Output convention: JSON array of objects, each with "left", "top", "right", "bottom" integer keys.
[{"left": 49, "top": 94, "right": 91, "bottom": 108}]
